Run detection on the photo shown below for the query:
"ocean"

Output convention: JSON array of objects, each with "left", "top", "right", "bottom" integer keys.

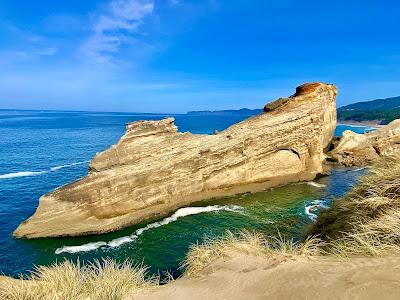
[{"left": 0, "top": 110, "right": 375, "bottom": 277}]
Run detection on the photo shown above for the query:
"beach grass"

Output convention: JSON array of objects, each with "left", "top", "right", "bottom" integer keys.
[
  {"left": 311, "top": 154, "right": 400, "bottom": 256},
  {"left": 0, "top": 259, "right": 158, "bottom": 300},
  {"left": 182, "top": 230, "right": 324, "bottom": 276}
]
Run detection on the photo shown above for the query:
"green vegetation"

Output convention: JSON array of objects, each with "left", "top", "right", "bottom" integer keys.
[
  {"left": 340, "top": 96, "right": 400, "bottom": 111},
  {"left": 338, "top": 95, "right": 400, "bottom": 124},
  {"left": 337, "top": 109, "right": 400, "bottom": 124}
]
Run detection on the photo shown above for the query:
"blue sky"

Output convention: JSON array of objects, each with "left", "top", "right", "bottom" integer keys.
[{"left": 0, "top": 0, "right": 399, "bottom": 113}]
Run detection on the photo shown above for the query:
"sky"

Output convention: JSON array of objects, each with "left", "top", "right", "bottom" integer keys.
[{"left": 0, "top": 0, "right": 399, "bottom": 113}]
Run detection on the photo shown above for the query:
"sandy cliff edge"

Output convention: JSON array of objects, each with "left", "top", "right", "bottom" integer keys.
[{"left": 130, "top": 252, "right": 400, "bottom": 300}]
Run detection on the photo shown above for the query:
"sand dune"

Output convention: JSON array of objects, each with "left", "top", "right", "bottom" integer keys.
[{"left": 132, "top": 252, "right": 400, "bottom": 300}]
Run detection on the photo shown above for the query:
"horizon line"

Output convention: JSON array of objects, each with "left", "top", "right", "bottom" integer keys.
[{"left": 0, "top": 101, "right": 363, "bottom": 115}]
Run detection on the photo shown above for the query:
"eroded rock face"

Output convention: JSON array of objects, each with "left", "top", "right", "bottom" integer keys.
[
  {"left": 329, "top": 120, "right": 400, "bottom": 166},
  {"left": 14, "top": 82, "right": 337, "bottom": 238}
]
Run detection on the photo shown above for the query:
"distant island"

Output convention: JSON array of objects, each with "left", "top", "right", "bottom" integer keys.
[
  {"left": 187, "top": 108, "right": 263, "bottom": 116},
  {"left": 188, "top": 95, "right": 400, "bottom": 125}
]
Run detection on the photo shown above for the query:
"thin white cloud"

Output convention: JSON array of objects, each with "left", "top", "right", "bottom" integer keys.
[
  {"left": 83, "top": 0, "right": 154, "bottom": 63},
  {"left": 111, "top": 0, "right": 154, "bottom": 22}
]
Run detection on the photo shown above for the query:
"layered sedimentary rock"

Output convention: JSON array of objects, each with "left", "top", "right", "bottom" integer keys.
[
  {"left": 14, "top": 82, "right": 337, "bottom": 238},
  {"left": 329, "top": 120, "right": 400, "bottom": 166}
]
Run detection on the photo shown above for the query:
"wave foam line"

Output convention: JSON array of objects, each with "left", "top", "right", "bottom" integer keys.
[
  {"left": 0, "top": 161, "right": 89, "bottom": 180},
  {"left": 50, "top": 161, "right": 89, "bottom": 171},
  {"left": 304, "top": 200, "right": 328, "bottom": 222},
  {"left": 349, "top": 167, "right": 368, "bottom": 172},
  {"left": 0, "top": 171, "right": 47, "bottom": 179},
  {"left": 55, "top": 204, "right": 243, "bottom": 255},
  {"left": 307, "top": 181, "right": 327, "bottom": 188}
]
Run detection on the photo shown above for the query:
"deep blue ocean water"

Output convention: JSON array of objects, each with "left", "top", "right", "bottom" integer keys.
[{"left": 0, "top": 110, "right": 375, "bottom": 277}]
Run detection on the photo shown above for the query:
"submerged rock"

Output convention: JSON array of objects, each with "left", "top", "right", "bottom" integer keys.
[
  {"left": 329, "top": 119, "right": 400, "bottom": 166},
  {"left": 14, "top": 82, "right": 337, "bottom": 238}
]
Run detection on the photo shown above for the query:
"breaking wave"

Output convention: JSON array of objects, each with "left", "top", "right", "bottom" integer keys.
[
  {"left": 50, "top": 161, "right": 89, "bottom": 171},
  {"left": 304, "top": 200, "right": 328, "bottom": 222},
  {"left": 349, "top": 167, "right": 368, "bottom": 172},
  {"left": 306, "top": 181, "right": 327, "bottom": 188},
  {"left": 0, "top": 171, "right": 47, "bottom": 179},
  {"left": 55, "top": 204, "right": 243, "bottom": 255},
  {"left": 55, "top": 242, "right": 107, "bottom": 254},
  {"left": 0, "top": 161, "right": 89, "bottom": 180}
]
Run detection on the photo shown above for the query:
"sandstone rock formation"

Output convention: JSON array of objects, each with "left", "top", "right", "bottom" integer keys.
[
  {"left": 329, "top": 119, "right": 400, "bottom": 166},
  {"left": 14, "top": 82, "right": 337, "bottom": 238}
]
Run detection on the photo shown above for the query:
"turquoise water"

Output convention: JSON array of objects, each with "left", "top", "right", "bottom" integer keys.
[{"left": 0, "top": 110, "right": 373, "bottom": 277}]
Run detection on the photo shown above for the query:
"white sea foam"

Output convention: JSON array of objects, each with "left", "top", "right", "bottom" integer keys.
[
  {"left": 304, "top": 200, "right": 328, "bottom": 222},
  {"left": 107, "top": 236, "right": 137, "bottom": 248},
  {"left": 0, "top": 171, "right": 47, "bottom": 179},
  {"left": 55, "top": 204, "right": 243, "bottom": 254},
  {"left": 50, "top": 161, "right": 89, "bottom": 171},
  {"left": 304, "top": 202, "right": 320, "bottom": 222},
  {"left": 307, "top": 182, "right": 327, "bottom": 188},
  {"left": 55, "top": 242, "right": 107, "bottom": 254},
  {"left": 350, "top": 167, "right": 367, "bottom": 172},
  {"left": 0, "top": 161, "right": 89, "bottom": 180}
]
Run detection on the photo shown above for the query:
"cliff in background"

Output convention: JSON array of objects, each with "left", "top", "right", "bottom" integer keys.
[
  {"left": 187, "top": 94, "right": 400, "bottom": 125},
  {"left": 337, "top": 95, "right": 400, "bottom": 125},
  {"left": 14, "top": 82, "right": 337, "bottom": 238}
]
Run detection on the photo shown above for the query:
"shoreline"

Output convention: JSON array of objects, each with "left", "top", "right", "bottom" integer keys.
[{"left": 337, "top": 120, "right": 384, "bottom": 128}]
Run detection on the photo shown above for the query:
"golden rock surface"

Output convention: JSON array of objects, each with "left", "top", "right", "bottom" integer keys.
[
  {"left": 14, "top": 82, "right": 337, "bottom": 238},
  {"left": 330, "top": 119, "right": 400, "bottom": 166}
]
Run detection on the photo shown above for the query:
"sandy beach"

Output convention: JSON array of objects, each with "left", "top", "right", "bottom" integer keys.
[{"left": 338, "top": 120, "right": 384, "bottom": 128}]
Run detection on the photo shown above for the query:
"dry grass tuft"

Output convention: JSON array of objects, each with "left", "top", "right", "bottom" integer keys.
[
  {"left": 181, "top": 231, "right": 266, "bottom": 276},
  {"left": 85, "top": 259, "right": 156, "bottom": 300},
  {"left": 311, "top": 154, "right": 400, "bottom": 256},
  {"left": 329, "top": 231, "right": 400, "bottom": 257},
  {"left": 181, "top": 230, "right": 324, "bottom": 276},
  {"left": 0, "top": 259, "right": 157, "bottom": 300}
]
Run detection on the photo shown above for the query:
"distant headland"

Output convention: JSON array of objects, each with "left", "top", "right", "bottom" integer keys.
[{"left": 187, "top": 95, "right": 400, "bottom": 126}]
